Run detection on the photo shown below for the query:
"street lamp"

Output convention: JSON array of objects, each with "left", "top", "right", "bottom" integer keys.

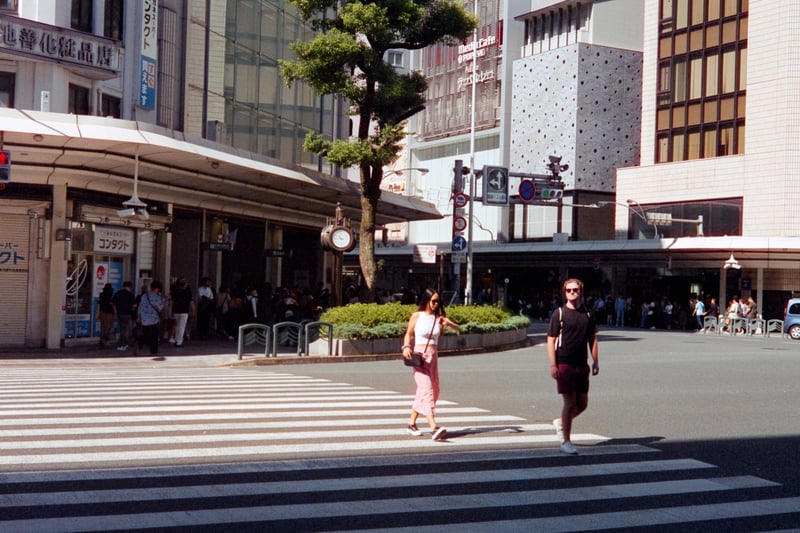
[
  {"left": 597, "top": 199, "right": 659, "bottom": 239},
  {"left": 723, "top": 253, "right": 741, "bottom": 270}
]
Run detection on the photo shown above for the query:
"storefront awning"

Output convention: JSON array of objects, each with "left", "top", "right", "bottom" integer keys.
[{"left": 0, "top": 108, "right": 443, "bottom": 228}]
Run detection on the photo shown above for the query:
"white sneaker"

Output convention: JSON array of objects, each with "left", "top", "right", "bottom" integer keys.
[
  {"left": 553, "top": 418, "right": 564, "bottom": 443},
  {"left": 168, "top": 337, "right": 176, "bottom": 344},
  {"left": 431, "top": 427, "right": 447, "bottom": 441},
  {"left": 560, "top": 441, "right": 578, "bottom": 455},
  {"left": 116, "top": 345, "right": 127, "bottom": 351}
]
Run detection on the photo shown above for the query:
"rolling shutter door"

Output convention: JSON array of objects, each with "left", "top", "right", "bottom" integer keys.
[{"left": 0, "top": 214, "right": 30, "bottom": 345}]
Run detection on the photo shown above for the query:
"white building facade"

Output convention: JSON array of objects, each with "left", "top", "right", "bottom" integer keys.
[{"left": 0, "top": 1, "right": 437, "bottom": 349}]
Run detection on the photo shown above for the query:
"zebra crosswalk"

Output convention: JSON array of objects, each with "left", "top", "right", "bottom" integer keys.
[
  {"left": 0, "top": 367, "right": 604, "bottom": 470},
  {"left": 0, "top": 367, "right": 798, "bottom": 530},
  {"left": 0, "top": 445, "right": 797, "bottom": 531}
]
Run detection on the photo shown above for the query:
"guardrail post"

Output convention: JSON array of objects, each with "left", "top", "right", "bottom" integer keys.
[
  {"left": 237, "top": 323, "right": 272, "bottom": 360},
  {"left": 304, "top": 321, "right": 334, "bottom": 356}
]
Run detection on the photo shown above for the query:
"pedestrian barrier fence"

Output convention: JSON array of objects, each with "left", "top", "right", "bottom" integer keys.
[
  {"left": 272, "top": 321, "right": 303, "bottom": 357},
  {"left": 766, "top": 319, "right": 784, "bottom": 337},
  {"left": 237, "top": 323, "right": 271, "bottom": 359},
  {"left": 747, "top": 317, "right": 765, "bottom": 336},
  {"left": 705, "top": 315, "right": 786, "bottom": 338},
  {"left": 304, "top": 321, "right": 334, "bottom": 357},
  {"left": 702, "top": 315, "right": 719, "bottom": 334}
]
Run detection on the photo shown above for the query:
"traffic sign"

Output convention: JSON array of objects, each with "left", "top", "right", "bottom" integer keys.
[
  {"left": 518, "top": 179, "right": 535, "bottom": 202},
  {"left": 452, "top": 235, "right": 467, "bottom": 252},
  {"left": 453, "top": 216, "right": 467, "bottom": 232},
  {"left": 453, "top": 192, "right": 469, "bottom": 208},
  {"left": 482, "top": 165, "right": 509, "bottom": 205}
]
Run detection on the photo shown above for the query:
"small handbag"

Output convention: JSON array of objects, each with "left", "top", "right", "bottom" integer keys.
[
  {"left": 403, "top": 315, "right": 437, "bottom": 368},
  {"left": 404, "top": 351, "right": 425, "bottom": 368}
]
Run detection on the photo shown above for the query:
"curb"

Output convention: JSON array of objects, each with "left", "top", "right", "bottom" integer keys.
[{"left": 220, "top": 336, "right": 536, "bottom": 367}]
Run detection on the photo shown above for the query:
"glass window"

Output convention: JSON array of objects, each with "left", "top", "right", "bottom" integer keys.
[
  {"left": 675, "top": 0, "right": 688, "bottom": 29},
  {"left": 689, "top": 57, "right": 703, "bottom": 99},
  {"left": 705, "top": 23, "right": 719, "bottom": 47},
  {"left": 722, "top": 20, "right": 738, "bottom": 44},
  {"left": 737, "top": 122, "right": 746, "bottom": 153},
  {"left": 704, "top": 129, "right": 717, "bottom": 157},
  {"left": 387, "top": 51, "right": 404, "bottom": 67},
  {"left": 0, "top": 72, "right": 13, "bottom": 107},
  {"left": 739, "top": 47, "right": 747, "bottom": 91},
  {"left": 657, "top": 135, "right": 670, "bottom": 162},
  {"left": 661, "top": 0, "right": 673, "bottom": 19},
  {"left": 672, "top": 132, "right": 685, "bottom": 160},
  {"left": 708, "top": 0, "right": 721, "bottom": 21},
  {"left": 68, "top": 84, "right": 90, "bottom": 115},
  {"left": 705, "top": 52, "right": 719, "bottom": 96},
  {"left": 721, "top": 49, "right": 736, "bottom": 92},
  {"left": 101, "top": 94, "right": 121, "bottom": 118},
  {"left": 236, "top": 0, "right": 259, "bottom": 52},
  {"left": 704, "top": 101, "right": 718, "bottom": 122},
  {"left": 687, "top": 131, "right": 701, "bottom": 159},
  {"left": 673, "top": 59, "right": 687, "bottom": 102},
  {"left": 690, "top": 0, "right": 704, "bottom": 26},
  {"left": 687, "top": 103, "right": 701, "bottom": 125},
  {"left": 718, "top": 125, "right": 734, "bottom": 155},
  {"left": 104, "top": 0, "right": 123, "bottom": 40},
  {"left": 723, "top": 0, "right": 738, "bottom": 17},
  {"left": 71, "top": 0, "right": 93, "bottom": 32}
]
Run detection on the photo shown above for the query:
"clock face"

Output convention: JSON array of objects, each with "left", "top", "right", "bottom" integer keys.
[{"left": 330, "top": 227, "right": 353, "bottom": 251}]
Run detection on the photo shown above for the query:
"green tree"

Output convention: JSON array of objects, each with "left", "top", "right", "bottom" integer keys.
[{"left": 279, "top": 0, "right": 476, "bottom": 299}]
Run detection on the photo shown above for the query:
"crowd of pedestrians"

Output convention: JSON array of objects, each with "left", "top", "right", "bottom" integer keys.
[{"left": 97, "top": 277, "right": 336, "bottom": 354}]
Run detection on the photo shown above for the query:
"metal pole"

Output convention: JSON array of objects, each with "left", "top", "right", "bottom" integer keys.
[{"left": 465, "top": 0, "right": 478, "bottom": 305}]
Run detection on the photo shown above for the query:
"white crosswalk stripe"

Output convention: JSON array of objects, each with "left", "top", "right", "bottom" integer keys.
[
  {"left": 0, "top": 367, "right": 796, "bottom": 530},
  {"left": 0, "top": 368, "right": 603, "bottom": 469},
  {"left": 0, "top": 447, "right": 795, "bottom": 531}
]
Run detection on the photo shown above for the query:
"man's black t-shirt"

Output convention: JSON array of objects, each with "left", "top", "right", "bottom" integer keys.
[
  {"left": 112, "top": 289, "right": 136, "bottom": 317},
  {"left": 547, "top": 305, "right": 597, "bottom": 366}
]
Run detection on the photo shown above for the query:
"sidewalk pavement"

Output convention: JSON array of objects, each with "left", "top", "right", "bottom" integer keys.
[{"left": 0, "top": 321, "right": 550, "bottom": 367}]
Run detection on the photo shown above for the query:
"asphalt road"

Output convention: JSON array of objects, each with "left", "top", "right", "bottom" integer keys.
[
  {"left": 254, "top": 324, "right": 800, "bottom": 489},
  {"left": 1, "top": 324, "right": 799, "bottom": 530}
]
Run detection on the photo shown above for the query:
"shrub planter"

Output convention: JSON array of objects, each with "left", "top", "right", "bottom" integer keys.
[{"left": 307, "top": 327, "right": 528, "bottom": 356}]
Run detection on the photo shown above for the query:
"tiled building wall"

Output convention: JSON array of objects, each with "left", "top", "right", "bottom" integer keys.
[
  {"left": 618, "top": 0, "right": 800, "bottom": 238},
  {"left": 510, "top": 43, "right": 641, "bottom": 193}
]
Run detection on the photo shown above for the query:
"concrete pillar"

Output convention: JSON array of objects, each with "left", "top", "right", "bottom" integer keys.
[{"left": 46, "top": 184, "right": 67, "bottom": 349}]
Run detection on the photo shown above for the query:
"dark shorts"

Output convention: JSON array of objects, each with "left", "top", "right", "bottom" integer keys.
[{"left": 556, "top": 364, "right": 590, "bottom": 395}]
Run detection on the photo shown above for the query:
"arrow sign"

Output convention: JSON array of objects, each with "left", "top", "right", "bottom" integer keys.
[{"left": 452, "top": 235, "right": 467, "bottom": 252}]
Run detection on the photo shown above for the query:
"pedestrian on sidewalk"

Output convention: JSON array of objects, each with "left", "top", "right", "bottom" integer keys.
[
  {"left": 136, "top": 281, "right": 165, "bottom": 355},
  {"left": 97, "top": 283, "right": 116, "bottom": 348},
  {"left": 112, "top": 281, "right": 136, "bottom": 351},
  {"left": 402, "top": 289, "right": 460, "bottom": 441},
  {"left": 547, "top": 278, "right": 600, "bottom": 455}
]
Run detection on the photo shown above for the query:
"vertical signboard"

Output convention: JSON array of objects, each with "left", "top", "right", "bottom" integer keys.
[{"left": 139, "top": 0, "right": 158, "bottom": 109}]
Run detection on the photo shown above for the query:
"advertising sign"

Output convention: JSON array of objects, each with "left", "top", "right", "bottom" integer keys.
[{"left": 139, "top": 0, "right": 159, "bottom": 109}]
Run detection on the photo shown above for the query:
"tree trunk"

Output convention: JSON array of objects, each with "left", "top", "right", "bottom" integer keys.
[{"left": 358, "top": 166, "right": 381, "bottom": 301}]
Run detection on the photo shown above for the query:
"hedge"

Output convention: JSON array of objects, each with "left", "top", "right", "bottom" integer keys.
[{"left": 319, "top": 303, "right": 530, "bottom": 340}]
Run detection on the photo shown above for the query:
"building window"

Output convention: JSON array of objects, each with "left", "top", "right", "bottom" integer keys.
[
  {"left": 68, "top": 84, "right": 90, "bottom": 115},
  {"left": 104, "top": 0, "right": 124, "bottom": 40},
  {"left": 0, "top": 72, "right": 13, "bottom": 107},
  {"left": 101, "top": 94, "right": 121, "bottom": 118},
  {"left": 71, "top": 0, "right": 93, "bottom": 33},
  {"left": 387, "top": 51, "right": 403, "bottom": 67},
  {"left": 656, "top": 0, "right": 747, "bottom": 162},
  {"left": 0, "top": 1, "right": 18, "bottom": 14},
  {"left": 633, "top": 198, "right": 742, "bottom": 238}
]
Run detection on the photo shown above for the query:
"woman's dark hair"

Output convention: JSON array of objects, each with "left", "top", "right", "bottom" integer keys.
[{"left": 417, "top": 288, "right": 445, "bottom": 316}]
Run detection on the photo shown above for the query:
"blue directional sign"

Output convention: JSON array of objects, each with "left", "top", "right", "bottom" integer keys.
[{"left": 452, "top": 235, "right": 467, "bottom": 252}]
